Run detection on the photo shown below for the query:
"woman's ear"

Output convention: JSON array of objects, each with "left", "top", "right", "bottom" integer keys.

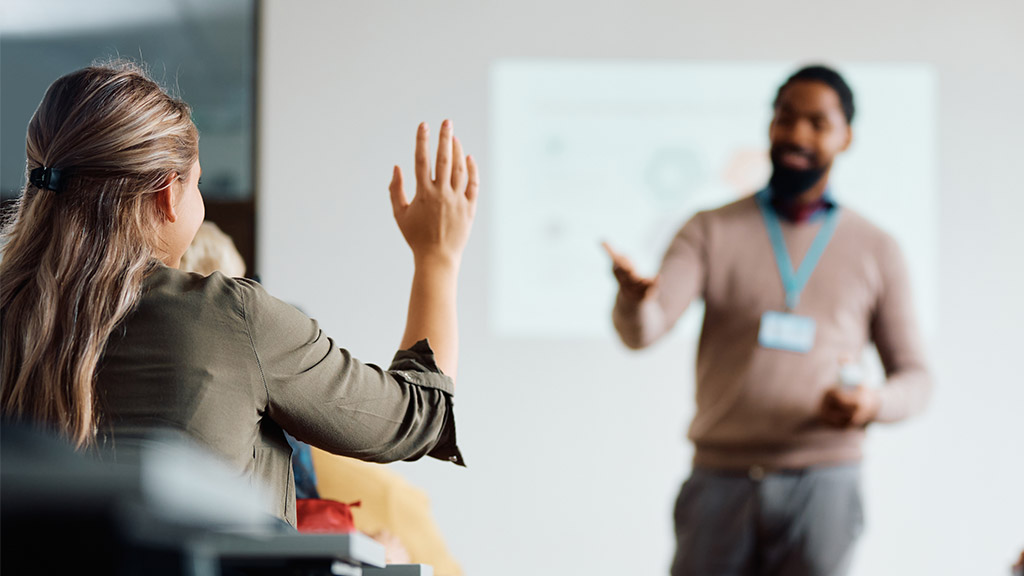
[{"left": 154, "top": 172, "right": 179, "bottom": 223}]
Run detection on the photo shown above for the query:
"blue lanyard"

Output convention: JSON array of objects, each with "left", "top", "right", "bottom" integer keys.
[{"left": 755, "top": 189, "right": 841, "bottom": 311}]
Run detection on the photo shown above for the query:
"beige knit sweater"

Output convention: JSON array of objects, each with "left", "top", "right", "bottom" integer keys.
[{"left": 613, "top": 194, "right": 932, "bottom": 470}]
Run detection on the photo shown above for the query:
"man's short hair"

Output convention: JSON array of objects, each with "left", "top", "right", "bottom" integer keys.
[{"left": 774, "top": 65, "right": 855, "bottom": 124}]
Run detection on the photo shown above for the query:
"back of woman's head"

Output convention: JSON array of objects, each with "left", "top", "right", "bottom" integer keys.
[{"left": 1, "top": 61, "right": 199, "bottom": 447}]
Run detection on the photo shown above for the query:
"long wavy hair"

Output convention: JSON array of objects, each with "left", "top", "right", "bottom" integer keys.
[{"left": 1, "top": 61, "right": 199, "bottom": 448}]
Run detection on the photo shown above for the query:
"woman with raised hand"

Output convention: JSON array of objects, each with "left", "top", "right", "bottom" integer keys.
[{"left": 0, "top": 61, "right": 478, "bottom": 527}]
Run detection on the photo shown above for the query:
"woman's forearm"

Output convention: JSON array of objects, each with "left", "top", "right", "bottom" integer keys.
[
  {"left": 390, "top": 120, "right": 478, "bottom": 385},
  {"left": 401, "top": 256, "right": 460, "bottom": 381}
]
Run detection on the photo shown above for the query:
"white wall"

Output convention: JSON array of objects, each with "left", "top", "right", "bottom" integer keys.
[{"left": 259, "top": 2, "right": 1024, "bottom": 574}]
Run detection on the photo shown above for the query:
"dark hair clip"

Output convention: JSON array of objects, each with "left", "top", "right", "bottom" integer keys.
[{"left": 29, "top": 166, "right": 63, "bottom": 192}]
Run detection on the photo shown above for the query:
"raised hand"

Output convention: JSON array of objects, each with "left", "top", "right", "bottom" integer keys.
[
  {"left": 389, "top": 120, "right": 479, "bottom": 268},
  {"left": 390, "top": 120, "right": 479, "bottom": 380},
  {"left": 602, "top": 241, "right": 659, "bottom": 303}
]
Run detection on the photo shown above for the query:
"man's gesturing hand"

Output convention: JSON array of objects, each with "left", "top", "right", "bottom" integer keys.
[{"left": 603, "top": 241, "right": 659, "bottom": 303}]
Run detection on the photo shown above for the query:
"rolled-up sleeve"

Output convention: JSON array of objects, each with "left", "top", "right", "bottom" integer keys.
[{"left": 238, "top": 280, "right": 464, "bottom": 467}]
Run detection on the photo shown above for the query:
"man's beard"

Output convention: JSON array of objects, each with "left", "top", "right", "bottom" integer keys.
[{"left": 768, "top": 145, "right": 828, "bottom": 202}]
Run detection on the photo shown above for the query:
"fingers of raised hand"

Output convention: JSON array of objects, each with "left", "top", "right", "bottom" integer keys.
[
  {"left": 415, "top": 122, "right": 432, "bottom": 185},
  {"left": 451, "top": 135, "right": 468, "bottom": 192},
  {"left": 434, "top": 119, "right": 454, "bottom": 186},
  {"left": 389, "top": 165, "right": 408, "bottom": 216},
  {"left": 465, "top": 155, "right": 479, "bottom": 203}
]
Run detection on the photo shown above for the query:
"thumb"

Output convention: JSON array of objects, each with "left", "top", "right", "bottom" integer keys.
[{"left": 389, "top": 165, "right": 408, "bottom": 216}]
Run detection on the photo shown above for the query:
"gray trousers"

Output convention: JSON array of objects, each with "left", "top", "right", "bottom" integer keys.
[{"left": 671, "top": 464, "right": 863, "bottom": 576}]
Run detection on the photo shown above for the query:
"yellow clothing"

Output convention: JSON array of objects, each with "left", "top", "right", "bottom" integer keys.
[{"left": 312, "top": 449, "right": 463, "bottom": 576}]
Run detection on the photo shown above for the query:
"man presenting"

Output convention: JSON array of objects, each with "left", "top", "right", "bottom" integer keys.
[{"left": 606, "top": 65, "right": 932, "bottom": 576}]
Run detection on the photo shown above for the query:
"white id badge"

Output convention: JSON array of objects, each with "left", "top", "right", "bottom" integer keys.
[{"left": 758, "top": 311, "right": 816, "bottom": 353}]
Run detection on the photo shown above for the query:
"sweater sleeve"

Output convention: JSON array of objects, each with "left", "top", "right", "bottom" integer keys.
[
  {"left": 238, "top": 280, "right": 464, "bottom": 466},
  {"left": 613, "top": 211, "right": 708, "bottom": 349},
  {"left": 870, "top": 236, "right": 933, "bottom": 422}
]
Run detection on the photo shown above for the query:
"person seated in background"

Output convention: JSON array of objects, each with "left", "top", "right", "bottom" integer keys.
[
  {"left": 179, "top": 221, "right": 463, "bottom": 574},
  {"left": 0, "top": 61, "right": 479, "bottom": 532},
  {"left": 178, "top": 221, "right": 247, "bottom": 279},
  {"left": 309, "top": 447, "right": 464, "bottom": 575}
]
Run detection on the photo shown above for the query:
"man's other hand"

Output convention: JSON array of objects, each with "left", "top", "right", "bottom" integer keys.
[{"left": 820, "top": 385, "right": 881, "bottom": 428}]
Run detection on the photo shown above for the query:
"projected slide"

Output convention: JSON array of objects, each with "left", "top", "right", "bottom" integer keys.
[{"left": 490, "top": 61, "right": 937, "bottom": 339}]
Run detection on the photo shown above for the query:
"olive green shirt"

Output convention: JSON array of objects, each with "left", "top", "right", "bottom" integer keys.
[{"left": 96, "top": 265, "right": 463, "bottom": 526}]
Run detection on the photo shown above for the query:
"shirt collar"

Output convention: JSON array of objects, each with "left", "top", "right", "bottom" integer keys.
[{"left": 764, "top": 186, "right": 837, "bottom": 224}]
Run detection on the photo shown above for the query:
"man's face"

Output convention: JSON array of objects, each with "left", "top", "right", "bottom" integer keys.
[{"left": 768, "top": 80, "right": 852, "bottom": 196}]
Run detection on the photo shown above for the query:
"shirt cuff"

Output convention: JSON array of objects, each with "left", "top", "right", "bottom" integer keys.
[
  {"left": 388, "top": 339, "right": 465, "bottom": 467},
  {"left": 427, "top": 399, "right": 465, "bottom": 467},
  {"left": 389, "top": 339, "right": 455, "bottom": 395}
]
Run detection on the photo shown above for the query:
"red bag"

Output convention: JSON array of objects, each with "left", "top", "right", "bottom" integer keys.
[{"left": 296, "top": 498, "right": 361, "bottom": 533}]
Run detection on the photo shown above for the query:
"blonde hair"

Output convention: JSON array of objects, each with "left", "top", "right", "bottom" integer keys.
[
  {"left": 1, "top": 61, "right": 199, "bottom": 448},
  {"left": 179, "top": 221, "right": 246, "bottom": 278}
]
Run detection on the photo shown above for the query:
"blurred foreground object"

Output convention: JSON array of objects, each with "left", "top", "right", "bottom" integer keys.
[{"left": 0, "top": 423, "right": 394, "bottom": 575}]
